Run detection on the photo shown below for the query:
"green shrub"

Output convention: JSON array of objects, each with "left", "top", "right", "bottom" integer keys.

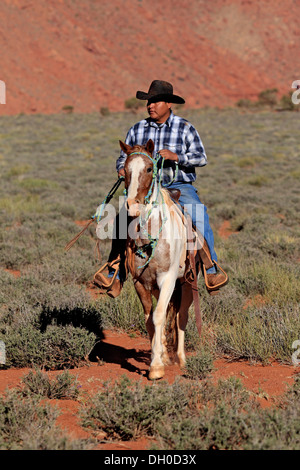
[
  {"left": 100, "top": 107, "right": 110, "bottom": 116},
  {"left": 184, "top": 348, "right": 214, "bottom": 379},
  {"left": 62, "top": 105, "right": 74, "bottom": 114},
  {"left": 21, "top": 369, "right": 80, "bottom": 399},
  {"left": 80, "top": 375, "right": 300, "bottom": 450},
  {"left": 153, "top": 377, "right": 300, "bottom": 450},
  {"left": 279, "top": 92, "right": 298, "bottom": 111},
  {"left": 80, "top": 376, "right": 193, "bottom": 440},
  {"left": 1, "top": 324, "right": 96, "bottom": 369},
  {"left": 124, "top": 97, "right": 144, "bottom": 111},
  {"left": 0, "top": 390, "right": 89, "bottom": 450},
  {"left": 236, "top": 98, "right": 255, "bottom": 109},
  {"left": 257, "top": 88, "right": 278, "bottom": 107}
]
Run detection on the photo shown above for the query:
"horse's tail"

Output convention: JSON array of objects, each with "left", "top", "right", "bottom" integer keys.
[{"left": 165, "top": 280, "right": 182, "bottom": 356}]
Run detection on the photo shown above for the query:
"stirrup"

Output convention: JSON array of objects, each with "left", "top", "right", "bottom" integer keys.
[
  {"left": 93, "top": 257, "right": 121, "bottom": 291},
  {"left": 203, "top": 261, "right": 229, "bottom": 295}
]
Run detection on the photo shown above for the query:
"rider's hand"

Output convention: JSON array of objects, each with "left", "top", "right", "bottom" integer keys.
[
  {"left": 118, "top": 168, "right": 125, "bottom": 178},
  {"left": 159, "top": 149, "right": 178, "bottom": 162}
]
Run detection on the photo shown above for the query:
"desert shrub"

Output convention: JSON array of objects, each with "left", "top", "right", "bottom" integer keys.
[
  {"left": 153, "top": 377, "right": 300, "bottom": 450},
  {"left": 279, "top": 92, "right": 298, "bottom": 111},
  {"left": 212, "top": 302, "right": 300, "bottom": 364},
  {"left": 154, "top": 377, "right": 254, "bottom": 450},
  {"left": 234, "top": 260, "right": 300, "bottom": 306},
  {"left": 0, "top": 389, "right": 89, "bottom": 450},
  {"left": 236, "top": 98, "right": 255, "bottom": 109},
  {"left": 100, "top": 107, "right": 110, "bottom": 116},
  {"left": 80, "top": 375, "right": 196, "bottom": 440},
  {"left": 2, "top": 324, "right": 96, "bottom": 369},
  {"left": 184, "top": 348, "right": 214, "bottom": 379},
  {"left": 257, "top": 88, "right": 278, "bottom": 107},
  {"left": 0, "top": 264, "right": 103, "bottom": 369},
  {"left": 124, "top": 97, "right": 144, "bottom": 111},
  {"left": 21, "top": 369, "right": 80, "bottom": 399},
  {"left": 62, "top": 105, "right": 74, "bottom": 114},
  {"left": 80, "top": 375, "right": 300, "bottom": 450}
]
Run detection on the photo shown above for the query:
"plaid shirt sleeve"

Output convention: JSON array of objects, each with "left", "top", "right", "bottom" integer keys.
[{"left": 177, "top": 122, "right": 207, "bottom": 168}]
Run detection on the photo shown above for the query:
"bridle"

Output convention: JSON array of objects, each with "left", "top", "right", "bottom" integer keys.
[{"left": 124, "top": 150, "right": 179, "bottom": 203}]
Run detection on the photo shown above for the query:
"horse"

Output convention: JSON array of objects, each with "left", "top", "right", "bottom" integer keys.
[{"left": 120, "top": 139, "right": 199, "bottom": 380}]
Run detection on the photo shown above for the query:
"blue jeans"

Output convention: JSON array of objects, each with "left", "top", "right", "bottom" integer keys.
[{"left": 167, "top": 182, "right": 217, "bottom": 274}]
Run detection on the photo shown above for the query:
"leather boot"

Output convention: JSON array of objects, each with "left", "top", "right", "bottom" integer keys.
[
  {"left": 93, "top": 213, "right": 128, "bottom": 298},
  {"left": 205, "top": 271, "right": 228, "bottom": 295},
  {"left": 93, "top": 258, "right": 123, "bottom": 298}
]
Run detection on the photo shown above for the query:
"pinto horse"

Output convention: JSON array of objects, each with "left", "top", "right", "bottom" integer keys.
[{"left": 120, "top": 139, "right": 198, "bottom": 380}]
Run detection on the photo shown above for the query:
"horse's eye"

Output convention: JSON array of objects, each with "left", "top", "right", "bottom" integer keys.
[{"left": 147, "top": 167, "right": 152, "bottom": 173}]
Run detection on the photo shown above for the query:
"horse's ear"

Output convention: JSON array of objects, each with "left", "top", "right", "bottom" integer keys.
[
  {"left": 119, "top": 140, "right": 132, "bottom": 155},
  {"left": 146, "top": 139, "right": 154, "bottom": 155}
]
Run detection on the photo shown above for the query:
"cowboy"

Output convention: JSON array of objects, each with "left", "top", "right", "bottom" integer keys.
[{"left": 94, "top": 80, "right": 227, "bottom": 296}]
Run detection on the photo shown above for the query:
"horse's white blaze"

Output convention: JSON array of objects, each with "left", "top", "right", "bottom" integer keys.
[{"left": 127, "top": 157, "right": 145, "bottom": 201}]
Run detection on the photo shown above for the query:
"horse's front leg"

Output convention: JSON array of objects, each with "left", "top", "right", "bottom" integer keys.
[
  {"left": 176, "top": 282, "right": 193, "bottom": 368},
  {"left": 134, "top": 280, "right": 154, "bottom": 341},
  {"left": 149, "top": 274, "right": 176, "bottom": 380}
]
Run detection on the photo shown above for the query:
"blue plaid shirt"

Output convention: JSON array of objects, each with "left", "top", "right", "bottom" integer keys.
[{"left": 116, "top": 111, "right": 207, "bottom": 185}]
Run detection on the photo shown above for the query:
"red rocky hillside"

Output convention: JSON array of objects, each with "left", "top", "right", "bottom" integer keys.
[{"left": 0, "top": 0, "right": 298, "bottom": 115}]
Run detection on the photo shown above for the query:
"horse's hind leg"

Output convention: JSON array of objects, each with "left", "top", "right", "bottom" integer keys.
[{"left": 176, "top": 283, "right": 193, "bottom": 368}]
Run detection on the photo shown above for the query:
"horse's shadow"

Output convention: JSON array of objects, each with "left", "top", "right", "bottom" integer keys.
[
  {"left": 88, "top": 338, "right": 151, "bottom": 377},
  {"left": 39, "top": 305, "right": 151, "bottom": 376}
]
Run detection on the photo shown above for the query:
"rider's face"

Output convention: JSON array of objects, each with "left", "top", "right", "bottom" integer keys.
[{"left": 147, "top": 101, "right": 171, "bottom": 123}]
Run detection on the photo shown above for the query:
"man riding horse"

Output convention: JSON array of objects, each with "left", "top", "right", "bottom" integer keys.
[{"left": 94, "top": 80, "right": 228, "bottom": 297}]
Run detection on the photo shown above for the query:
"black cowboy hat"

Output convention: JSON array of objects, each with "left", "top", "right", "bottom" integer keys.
[{"left": 136, "top": 80, "right": 185, "bottom": 104}]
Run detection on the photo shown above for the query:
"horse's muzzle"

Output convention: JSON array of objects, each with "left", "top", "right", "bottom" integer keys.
[{"left": 126, "top": 198, "right": 141, "bottom": 217}]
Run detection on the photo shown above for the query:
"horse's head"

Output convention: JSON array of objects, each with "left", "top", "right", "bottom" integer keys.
[{"left": 120, "top": 139, "right": 155, "bottom": 217}]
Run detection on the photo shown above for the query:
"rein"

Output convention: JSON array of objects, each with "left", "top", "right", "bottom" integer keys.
[
  {"left": 65, "top": 176, "right": 124, "bottom": 252},
  {"left": 93, "top": 175, "right": 125, "bottom": 223},
  {"left": 66, "top": 149, "right": 179, "bottom": 267}
]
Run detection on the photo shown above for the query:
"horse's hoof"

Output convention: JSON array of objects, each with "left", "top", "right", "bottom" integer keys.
[{"left": 148, "top": 365, "right": 165, "bottom": 380}]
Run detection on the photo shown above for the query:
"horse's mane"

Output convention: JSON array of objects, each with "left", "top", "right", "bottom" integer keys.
[
  {"left": 131, "top": 144, "right": 151, "bottom": 154},
  {"left": 160, "top": 188, "right": 175, "bottom": 207},
  {"left": 160, "top": 188, "right": 187, "bottom": 225}
]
